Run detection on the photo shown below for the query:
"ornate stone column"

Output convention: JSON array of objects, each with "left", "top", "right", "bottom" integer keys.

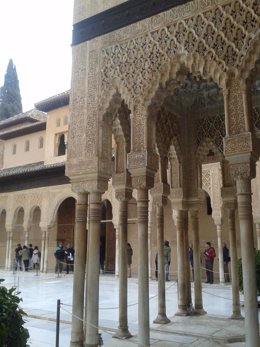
[
  {"left": 189, "top": 210, "right": 205, "bottom": 315},
  {"left": 135, "top": 186, "right": 151, "bottom": 347},
  {"left": 151, "top": 183, "right": 170, "bottom": 324},
  {"left": 227, "top": 207, "right": 243, "bottom": 319},
  {"left": 216, "top": 223, "right": 225, "bottom": 284},
  {"left": 113, "top": 179, "right": 132, "bottom": 339},
  {"left": 70, "top": 192, "right": 88, "bottom": 347},
  {"left": 43, "top": 228, "right": 50, "bottom": 273},
  {"left": 85, "top": 191, "right": 102, "bottom": 347},
  {"left": 5, "top": 226, "right": 12, "bottom": 270},
  {"left": 174, "top": 209, "right": 189, "bottom": 316}
]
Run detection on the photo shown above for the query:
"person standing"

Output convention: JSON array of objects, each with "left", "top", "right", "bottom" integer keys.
[
  {"left": 65, "top": 244, "right": 75, "bottom": 274},
  {"left": 14, "top": 244, "right": 22, "bottom": 271},
  {"left": 164, "top": 240, "right": 171, "bottom": 281},
  {"left": 204, "top": 242, "right": 216, "bottom": 284},
  {"left": 28, "top": 243, "right": 34, "bottom": 269},
  {"left": 223, "top": 242, "right": 230, "bottom": 283},
  {"left": 54, "top": 242, "right": 65, "bottom": 276},
  {"left": 32, "top": 246, "right": 41, "bottom": 275},
  {"left": 127, "top": 243, "right": 133, "bottom": 278},
  {"left": 21, "top": 245, "right": 30, "bottom": 272}
]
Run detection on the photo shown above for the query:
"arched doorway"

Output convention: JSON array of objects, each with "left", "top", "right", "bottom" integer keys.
[
  {"left": 29, "top": 206, "right": 41, "bottom": 248},
  {"left": 13, "top": 207, "right": 25, "bottom": 245},
  {"left": 56, "top": 197, "right": 76, "bottom": 246},
  {"left": 100, "top": 199, "right": 115, "bottom": 273}
]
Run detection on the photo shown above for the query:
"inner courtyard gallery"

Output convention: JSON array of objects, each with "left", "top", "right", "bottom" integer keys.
[{"left": 0, "top": 0, "right": 260, "bottom": 347}]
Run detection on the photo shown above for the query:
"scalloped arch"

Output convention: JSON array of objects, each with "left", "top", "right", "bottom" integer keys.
[{"left": 239, "top": 30, "right": 260, "bottom": 81}]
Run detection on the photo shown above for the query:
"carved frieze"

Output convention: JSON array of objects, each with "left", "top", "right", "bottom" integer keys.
[{"left": 224, "top": 133, "right": 253, "bottom": 156}]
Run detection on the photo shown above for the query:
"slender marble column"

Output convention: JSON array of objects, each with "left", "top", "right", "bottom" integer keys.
[
  {"left": 216, "top": 224, "right": 225, "bottom": 284},
  {"left": 227, "top": 208, "right": 242, "bottom": 320},
  {"left": 236, "top": 179, "right": 259, "bottom": 347},
  {"left": 183, "top": 220, "right": 192, "bottom": 312},
  {"left": 175, "top": 209, "right": 188, "bottom": 315},
  {"left": 85, "top": 191, "right": 101, "bottom": 347},
  {"left": 256, "top": 223, "right": 260, "bottom": 250},
  {"left": 70, "top": 193, "right": 88, "bottom": 347},
  {"left": 43, "top": 230, "right": 49, "bottom": 273},
  {"left": 5, "top": 229, "right": 12, "bottom": 270},
  {"left": 154, "top": 205, "right": 170, "bottom": 324},
  {"left": 137, "top": 188, "right": 150, "bottom": 347},
  {"left": 40, "top": 230, "right": 46, "bottom": 272},
  {"left": 114, "top": 198, "right": 132, "bottom": 338},
  {"left": 115, "top": 227, "right": 119, "bottom": 276},
  {"left": 190, "top": 210, "right": 205, "bottom": 315}
]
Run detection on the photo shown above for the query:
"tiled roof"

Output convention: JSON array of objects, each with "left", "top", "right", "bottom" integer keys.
[
  {"left": 0, "top": 109, "right": 47, "bottom": 129},
  {"left": 0, "top": 161, "right": 65, "bottom": 178},
  {"left": 35, "top": 90, "right": 70, "bottom": 112}
]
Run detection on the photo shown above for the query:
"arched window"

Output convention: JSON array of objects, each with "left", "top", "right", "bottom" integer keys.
[
  {"left": 12, "top": 144, "right": 16, "bottom": 155},
  {"left": 25, "top": 140, "right": 30, "bottom": 152},
  {"left": 39, "top": 137, "right": 44, "bottom": 149},
  {"left": 57, "top": 134, "right": 66, "bottom": 156}
]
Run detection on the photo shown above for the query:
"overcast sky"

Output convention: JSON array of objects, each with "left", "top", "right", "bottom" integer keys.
[{"left": 0, "top": 0, "right": 74, "bottom": 112}]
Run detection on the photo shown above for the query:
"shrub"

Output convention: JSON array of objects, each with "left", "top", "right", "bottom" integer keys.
[
  {"left": 0, "top": 279, "right": 29, "bottom": 347},
  {"left": 238, "top": 250, "right": 260, "bottom": 296}
]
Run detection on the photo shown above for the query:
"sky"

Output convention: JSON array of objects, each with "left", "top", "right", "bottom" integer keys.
[{"left": 0, "top": 0, "right": 74, "bottom": 112}]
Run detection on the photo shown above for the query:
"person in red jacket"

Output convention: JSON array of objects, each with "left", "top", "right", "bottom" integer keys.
[{"left": 204, "top": 242, "right": 216, "bottom": 284}]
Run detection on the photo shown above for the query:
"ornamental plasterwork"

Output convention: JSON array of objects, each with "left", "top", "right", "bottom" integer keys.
[
  {"left": 196, "top": 137, "right": 224, "bottom": 164},
  {"left": 197, "top": 113, "right": 225, "bottom": 153},
  {"left": 99, "top": 0, "right": 259, "bottom": 110}
]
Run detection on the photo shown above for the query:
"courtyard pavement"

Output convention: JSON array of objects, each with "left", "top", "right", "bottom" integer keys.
[{"left": 0, "top": 268, "right": 259, "bottom": 347}]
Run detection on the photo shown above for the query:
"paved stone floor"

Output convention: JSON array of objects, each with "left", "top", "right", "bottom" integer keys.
[{"left": 0, "top": 269, "right": 259, "bottom": 347}]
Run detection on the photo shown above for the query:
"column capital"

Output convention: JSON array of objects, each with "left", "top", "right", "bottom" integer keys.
[
  {"left": 228, "top": 158, "right": 257, "bottom": 181},
  {"left": 112, "top": 172, "right": 132, "bottom": 201},
  {"left": 150, "top": 182, "right": 170, "bottom": 206},
  {"left": 71, "top": 176, "right": 108, "bottom": 194}
]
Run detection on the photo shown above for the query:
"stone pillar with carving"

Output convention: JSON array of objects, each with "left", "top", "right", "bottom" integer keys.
[
  {"left": 113, "top": 172, "right": 132, "bottom": 339},
  {"left": 70, "top": 192, "right": 88, "bottom": 347},
  {"left": 215, "top": 222, "right": 225, "bottom": 284},
  {"left": 151, "top": 183, "right": 170, "bottom": 324},
  {"left": 224, "top": 76, "right": 260, "bottom": 346},
  {"left": 173, "top": 209, "right": 189, "bottom": 316},
  {"left": 189, "top": 209, "right": 205, "bottom": 315},
  {"left": 85, "top": 190, "right": 102, "bottom": 347},
  {"left": 227, "top": 207, "right": 243, "bottom": 319}
]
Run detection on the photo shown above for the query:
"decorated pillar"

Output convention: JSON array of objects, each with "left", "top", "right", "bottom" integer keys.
[
  {"left": 189, "top": 209, "right": 205, "bottom": 315},
  {"left": 113, "top": 173, "right": 132, "bottom": 339},
  {"left": 224, "top": 75, "right": 259, "bottom": 346},
  {"left": 151, "top": 183, "right": 170, "bottom": 324},
  {"left": 216, "top": 223, "right": 225, "bottom": 284},
  {"left": 174, "top": 209, "right": 189, "bottom": 315},
  {"left": 85, "top": 190, "right": 102, "bottom": 347},
  {"left": 70, "top": 192, "right": 88, "bottom": 347},
  {"left": 227, "top": 207, "right": 243, "bottom": 319}
]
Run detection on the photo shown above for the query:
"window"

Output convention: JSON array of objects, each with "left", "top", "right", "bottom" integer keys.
[
  {"left": 206, "top": 195, "right": 212, "bottom": 215},
  {"left": 25, "top": 140, "right": 30, "bottom": 152},
  {"left": 39, "top": 137, "right": 44, "bottom": 149},
  {"left": 56, "top": 118, "right": 61, "bottom": 127},
  {"left": 63, "top": 115, "right": 69, "bottom": 126},
  {"left": 12, "top": 144, "right": 16, "bottom": 155},
  {"left": 57, "top": 134, "right": 66, "bottom": 156}
]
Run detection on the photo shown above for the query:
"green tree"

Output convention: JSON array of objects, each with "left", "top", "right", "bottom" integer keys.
[
  {"left": 0, "top": 279, "right": 29, "bottom": 346},
  {"left": 0, "top": 59, "right": 23, "bottom": 120}
]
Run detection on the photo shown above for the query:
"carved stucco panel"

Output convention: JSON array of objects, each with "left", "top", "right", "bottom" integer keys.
[{"left": 224, "top": 132, "right": 253, "bottom": 156}]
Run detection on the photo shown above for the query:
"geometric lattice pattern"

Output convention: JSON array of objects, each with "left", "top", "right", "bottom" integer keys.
[
  {"left": 253, "top": 107, "right": 260, "bottom": 131},
  {"left": 197, "top": 113, "right": 226, "bottom": 153},
  {"left": 202, "top": 168, "right": 211, "bottom": 195}
]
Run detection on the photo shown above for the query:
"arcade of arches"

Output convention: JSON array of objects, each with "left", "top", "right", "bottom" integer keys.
[{"left": 66, "top": 1, "right": 260, "bottom": 347}]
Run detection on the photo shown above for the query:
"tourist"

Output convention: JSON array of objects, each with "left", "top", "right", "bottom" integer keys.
[
  {"left": 204, "top": 242, "right": 216, "bottom": 284},
  {"left": 21, "top": 245, "right": 30, "bottom": 271},
  {"left": 65, "top": 244, "right": 75, "bottom": 274},
  {"left": 223, "top": 242, "right": 230, "bottom": 283},
  {"left": 164, "top": 240, "right": 171, "bottom": 281},
  {"left": 127, "top": 243, "right": 133, "bottom": 278}
]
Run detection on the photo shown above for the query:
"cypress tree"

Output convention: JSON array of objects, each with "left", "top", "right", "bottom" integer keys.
[{"left": 0, "top": 59, "right": 23, "bottom": 120}]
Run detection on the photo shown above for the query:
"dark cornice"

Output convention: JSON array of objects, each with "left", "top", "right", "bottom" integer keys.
[
  {"left": 72, "top": 0, "right": 191, "bottom": 45},
  {"left": 0, "top": 162, "right": 69, "bottom": 192},
  {"left": 0, "top": 122, "right": 46, "bottom": 140},
  {"left": 35, "top": 90, "right": 70, "bottom": 113}
]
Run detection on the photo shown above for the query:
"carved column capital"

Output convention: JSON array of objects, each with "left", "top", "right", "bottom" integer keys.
[
  {"left": 150, "top": 182, "right": 170, "bottom": 206},
  {"left": 229, "top": 159, "right": 257, "bottom": 181},
  {"left": 71, "top": 176, "right": 108, "bottom": 194}
]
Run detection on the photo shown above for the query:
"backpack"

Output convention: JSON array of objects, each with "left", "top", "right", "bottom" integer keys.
[{"left": 55, "top": 248, "right": 64, "bottom": 260}]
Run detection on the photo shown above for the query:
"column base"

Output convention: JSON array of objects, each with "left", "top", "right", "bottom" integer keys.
[
  {"left": 70, "top": 342, "right": 84, "bottom": 347},
  {"left": 175, "top": 309, "right": 188, "bottom": 316},
  {"left": 153, "top": 314, "right": 170, "bottom": 324},
  {"left": 113, "top": 327, "right": 132, "bottom": 339},
  {"left": 229, "top": 313, "right": 244, "bottom": 320},
  {"left": 193, "top": 308, "right": 207, "bottom": 316}
]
